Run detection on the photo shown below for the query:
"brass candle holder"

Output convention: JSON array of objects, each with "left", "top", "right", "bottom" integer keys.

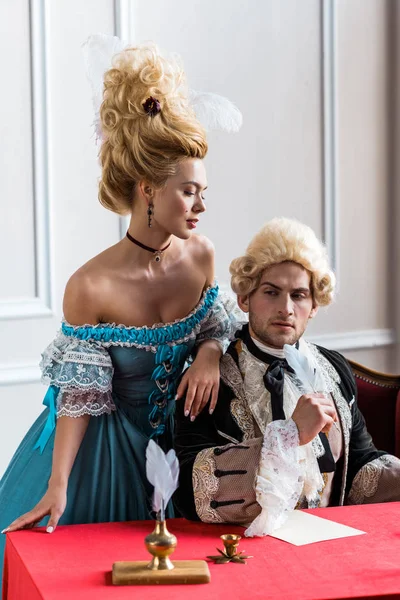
[
  {"left": 207, "top": 534, "right": 253, "bottom": 564},
  {"left": 112, "top": 518, "right": 211, "bottom": 585}
]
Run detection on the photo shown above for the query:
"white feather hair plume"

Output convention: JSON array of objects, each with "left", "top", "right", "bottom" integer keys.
[
  {"left": 82, "top": 33, "right": 243, "bottom": 142},
  {"left": 82, "top": 33, "right": 126, "bottom": 141},
  {"left": 146, "top": 440, "right": 180, "bottom": 520},
  {"left": 189, "top": 90, "right": 243, "bottom": 133}
]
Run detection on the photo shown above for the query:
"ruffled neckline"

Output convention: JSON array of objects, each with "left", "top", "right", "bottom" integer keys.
[
  {"left": 61, "top": 284, "right": 219, "bottom": 349},
  {"left": 62, "top": 283, "right": 218, "bottom": 332}
]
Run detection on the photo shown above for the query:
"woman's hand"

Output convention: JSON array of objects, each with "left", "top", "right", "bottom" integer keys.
[
  {"left": 176, "top": 340, "right": 222, "bottom": 420},
  {"left": 2, "top": 481, "right": 67, "bottom": 534}
]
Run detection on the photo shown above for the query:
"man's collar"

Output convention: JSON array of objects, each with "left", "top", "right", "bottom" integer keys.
[
  {"left": 236, "top": 323, "right": 299, "bottom": 365},
  {"left": 251, "top": 337, "right": 286, "bottom": 358}
]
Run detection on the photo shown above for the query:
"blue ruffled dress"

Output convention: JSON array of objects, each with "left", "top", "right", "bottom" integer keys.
[{"left": 0, "top": 285, "right": 237, "bottom": 583}]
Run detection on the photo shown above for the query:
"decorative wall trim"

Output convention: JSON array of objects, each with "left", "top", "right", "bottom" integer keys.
[
  {"left": 0, "top": 326, "right": 395, "bottom": 387},
  {"left": 114, "top": 0, "right": 134, "bottom": 240},
  {"left": 0, "top": 364, "right": 41, "bottom": 386},
  {"left": 0, "top": 298, "right": 52, "bottom": 320},
  {"left": 114, "top": 0, "right": 134, "bottom": 41},
  {"left": 0, "top": 0, "right": 53, "bottom": 320},
  {"left": 216, "top": 285, "right": 395, "bottom": 352},
  {"left": 308, "top": 329, "right": 396, "bottom": 352},
  {"left": 322, "top": 0, "right": 339, "bottom": 273}
]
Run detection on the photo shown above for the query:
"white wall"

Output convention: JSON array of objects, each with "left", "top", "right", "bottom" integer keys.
[
  {"left": 1, "top": 0, "right": 398, "bottom": 476},
  {"left": 0, "top": 0, "right": 119, "bottom": 476},
  {"left": 132, "top": 0, "right": 397, "bottom": 363}
]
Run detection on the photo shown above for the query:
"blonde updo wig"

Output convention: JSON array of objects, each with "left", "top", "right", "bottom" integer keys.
[
  {"left": 98, "top": 44, "right": 208, "bottom": 214},
  {"left": 230, "top": 218, "right": 336, "bottom": 306}
]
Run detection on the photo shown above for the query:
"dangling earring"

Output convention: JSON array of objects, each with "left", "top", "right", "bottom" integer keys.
[{"left": 147, "top": 204, "right": 153, "bottom": 228}]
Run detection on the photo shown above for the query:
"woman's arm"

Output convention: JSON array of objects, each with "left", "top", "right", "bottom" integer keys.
[
  {"left": 176, "top": 236, "right": 222, "bottom": 419},
  {"left": 4, "top": 414, "right": 90, "bottom": 533},
  {"left": 3, "top": 273, "right": 103, "bottom": 534}
]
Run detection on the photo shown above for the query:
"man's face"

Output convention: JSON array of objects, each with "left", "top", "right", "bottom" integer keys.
[{"left": 238, "top": 261, "right": 318, "bottom": 349}]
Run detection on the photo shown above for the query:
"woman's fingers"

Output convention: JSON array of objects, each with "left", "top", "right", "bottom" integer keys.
[
  {"left": 178, "top": 366, "right": 220, "bottom": 419},
  {"left": 175, "top": 372, "right": 188, "bottom": 404},
  {"left": 189, "top": 384, "right": 208, "bottom": 420},
  {"left": 3, "top": 507, "right": 47, "bottom": 533},
  {"left": 209, "top": 383, "right": 219, "bottom": 415},
  {"left": 182, "top": 376, "right": 196, "bottom": 418},
  {"left": 46, "top": 507, "right": 63, "bottom": 533}
]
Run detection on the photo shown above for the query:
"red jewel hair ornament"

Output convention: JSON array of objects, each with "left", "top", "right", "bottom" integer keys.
[{"left": 143, "top": 96, "right": 161, "bottom": 116}]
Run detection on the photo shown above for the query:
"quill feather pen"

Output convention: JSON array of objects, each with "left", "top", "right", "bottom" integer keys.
[
  {"left": 283, "top": 344, "right": 326, "bottom": 394},
  {"left": 284, "top": 343, "right": 340, "bottom": 440},
  {"left": 146, "top": 440, "right": 180, "bottom": 520},
  {"left": 283, "top": 343, "right": 329, "bottom": 501}
]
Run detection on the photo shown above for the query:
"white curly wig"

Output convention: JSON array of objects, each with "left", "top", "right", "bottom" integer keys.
[{"left": 229, "top": 217, "right": 336, "bottom": 306}]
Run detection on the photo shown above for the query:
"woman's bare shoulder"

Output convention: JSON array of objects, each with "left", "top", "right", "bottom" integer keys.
[
  {"left": 187, "top": 234, "right": 215, "bottom": 285},
  {"left": 63, "top": 249, "right": 118, "bottom": 325},
  {"left": 188, "top": 233, "right": 214, "bottom": 259}
]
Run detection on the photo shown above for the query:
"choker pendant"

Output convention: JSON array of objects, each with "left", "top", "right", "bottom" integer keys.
[{"left": 126, "top": 231, "right": 171, "bottom": 263}]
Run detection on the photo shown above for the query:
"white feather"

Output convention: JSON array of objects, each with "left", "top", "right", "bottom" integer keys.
[
  {"left": 146, "top": 440, "right": 180, "bottom": 519},
  {"left": 283, "top": 343, "right": 327, "bottom": 502},
  {"left": 82, "top": 33, "right": 127, "bottom": 141},
  {"left": 283, "top": 344, "right": 326, "bottom": 393},
  {"left": 82, "top": 34, "right": 243, "bottom": 141},
  {"left": 165, "top": 449, "right": 180, "bottom": 492},
  {"left": 189, "top": 90, "right": 243, "bottom": 133}
]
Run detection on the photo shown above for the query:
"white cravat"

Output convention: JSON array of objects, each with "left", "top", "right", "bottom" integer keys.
[{"left": 250, "top": 336, "right": 291, "bottom": 358}]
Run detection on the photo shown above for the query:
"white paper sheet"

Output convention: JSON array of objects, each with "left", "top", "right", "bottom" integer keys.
[{"left": 269, "top": 510, "right": 366, "bottom": 546}]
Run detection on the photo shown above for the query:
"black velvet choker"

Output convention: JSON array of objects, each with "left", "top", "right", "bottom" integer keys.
[{"left": 126, "top": 231, "right": 171, "bottom": 263}]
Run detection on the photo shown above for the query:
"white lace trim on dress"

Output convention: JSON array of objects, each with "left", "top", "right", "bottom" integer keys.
[
  {"left": 196, "top": 292, "right": 246, "bottom": 353},
  {"left": 40, "top": 333, "right": 114, "bottom": 417},
  {"left": 57, "top": 389, "right": 116, "bottom": 418}
]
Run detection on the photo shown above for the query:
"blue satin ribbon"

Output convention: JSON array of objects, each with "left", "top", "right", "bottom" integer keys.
[
  {"left": 33, "top": 385, "right": 59, "bottom": 454},
  {"left": 61, "top": 285, "right": 219, "bottom": 346}
]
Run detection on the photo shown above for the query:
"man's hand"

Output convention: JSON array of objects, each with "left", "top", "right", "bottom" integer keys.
[{"left": 291, "top": 393, "right": 338, "bottom": 445}]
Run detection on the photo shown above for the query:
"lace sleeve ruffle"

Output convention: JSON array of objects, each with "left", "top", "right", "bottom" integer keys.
[
  {"left": 40, "top": 331, "right": 115, "bottom": 418},
  {"left": 196, "top": 291, "right": 246, "bottom": 353},
  {"left": 244, "top": 418, "right": 303, "bottom": 537}
]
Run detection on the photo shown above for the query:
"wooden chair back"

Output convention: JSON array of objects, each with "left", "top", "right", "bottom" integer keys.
[{"left": 348, "top": 360, "right": 400, "bottom": 458}]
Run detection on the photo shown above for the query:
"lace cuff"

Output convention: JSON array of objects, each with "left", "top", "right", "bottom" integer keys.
[
  {"left": 57, "top": 389, "right": 115, "bottom": 418},
  {"left": 40, "top": 331, "right": 115, "bottom": 417},
  {"left": 244, "top": 418, "right": 303, "bottom": 537},
  {"left": 196, "top": 292, "right": 246, "bottom": 353}
]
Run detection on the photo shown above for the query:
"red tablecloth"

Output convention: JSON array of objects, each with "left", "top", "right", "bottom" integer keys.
[{"left": 2, "top": 503, "right": 400, "bottom": 600}]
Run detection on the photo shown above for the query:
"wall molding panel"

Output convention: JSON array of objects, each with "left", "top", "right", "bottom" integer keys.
[
  {"left": 0, "top": 363, "right": 41, "bottom": 386},
  {"left": 114, "top": 0, "right": 134, "bottom": 240},
  {"left": 0, "top": 328, "right": 394, "bottom": 386},
  {"left": 0, "top": 0, "right": 53, "bottom": 321},
  {"left": 308, "top": 328, "right": 396, "bottom": 352},
  {"left": 0, "top": 327, "right": 394, "bottom": 387},
  {"left": 321, "top": 0, "right": 339, "bottom": 274}
]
